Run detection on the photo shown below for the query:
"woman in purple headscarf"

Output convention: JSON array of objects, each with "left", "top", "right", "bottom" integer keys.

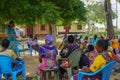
[{"left": 36, "top": 34, "right": 58, "bottom": 78}]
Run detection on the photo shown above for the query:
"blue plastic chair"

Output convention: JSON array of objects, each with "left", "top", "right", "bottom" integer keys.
[
  {"left": 9, "top": 41, "right": 25, "bottom": 56},
  {"left": 16, "top": 41, "right": 25, "bottom": 56},
  {"left": 29, "top": 43, "right": 36, "bottom": 56},
  {"left": 0, "top": 55, "right": 26, "bottom": 80},
  {"left": 78, "top": 60, "right": 116, "bottom": 80}
]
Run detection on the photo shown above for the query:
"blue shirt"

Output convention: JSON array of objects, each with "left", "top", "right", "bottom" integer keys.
[{"left": 7, "top": 26, "right": 16, "bottom": 41}]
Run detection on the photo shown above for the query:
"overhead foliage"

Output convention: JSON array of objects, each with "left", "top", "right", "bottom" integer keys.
[{"left": 0, "top": 0, "right": 87, "bottom": 26}]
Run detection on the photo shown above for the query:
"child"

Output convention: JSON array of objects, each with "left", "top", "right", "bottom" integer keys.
[
  {"left": 77, "top": 44, "right": 97, "bottom": 73},
  {"left": 79, "top": 52, "right": 89, "bottom": 69},
  {"left": 27, "top": 34, "right": 34, "bottom": 48},
  {"left": 36, "top": 34, "right": 58, "bottom": 79},
  {"left": 87, "top": 44, "right": 98, "bottom": 65}
]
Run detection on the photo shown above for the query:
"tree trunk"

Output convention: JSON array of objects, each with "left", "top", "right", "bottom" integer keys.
[
  {"left": 49, "top": 23, "right": 57, "bottom": 43},
  {"left": 104, "top": 0, "right": 114, "bottom": 38}
]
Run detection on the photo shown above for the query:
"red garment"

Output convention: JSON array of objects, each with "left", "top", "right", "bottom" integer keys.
[{"left": 64, "top": 26, "right": 70, "bottom": 34}]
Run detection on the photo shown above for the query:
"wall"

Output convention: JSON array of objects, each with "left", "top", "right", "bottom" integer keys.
[{"left": 57, "top": 23, "right": 85, "bottom": 34}]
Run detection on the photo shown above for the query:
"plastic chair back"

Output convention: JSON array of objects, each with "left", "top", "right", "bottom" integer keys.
[
  {"left": 101, "top": 60, "right": 116, "bottom": 80},
  {"left": 29, "top": 43, "right": 36, "bottom": 56},
  {"left": 16, "top": 41, "right": 25, "bottom": 56},
  {"left": 0, "top": 55, "right": 26, "bottom": 80},
  {"left": 0, "top": 55, "right": 13, "bottom": 73},
  {"left": 58, "top": 48, "right": 82, "bottom": 80},
  {"left": 78, "top": 60, "right": 116, "bottom": 80},
  {"left": 68, "top": 48, "right": 82, "bottom": 68}
]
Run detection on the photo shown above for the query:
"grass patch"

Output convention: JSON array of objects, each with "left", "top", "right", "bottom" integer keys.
[{"left": 17, "top": 76, "right": 39, "bottom": 80}]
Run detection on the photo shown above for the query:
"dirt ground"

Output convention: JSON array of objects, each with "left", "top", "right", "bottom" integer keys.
[
  {"left": 21, "top": 50, "right": 120, "bottom": 80},
  {"left": 21, "top": 51, "right": 39, "bottom": 77}
]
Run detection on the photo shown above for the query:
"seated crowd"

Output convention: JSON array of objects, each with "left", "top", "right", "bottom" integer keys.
[{"left": 0, "top": 34, "right": 120, "bottom": 80}]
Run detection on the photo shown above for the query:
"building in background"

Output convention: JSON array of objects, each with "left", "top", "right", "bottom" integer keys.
[{"left": 57, "top": 22, "right": 85, "bottom": 34}]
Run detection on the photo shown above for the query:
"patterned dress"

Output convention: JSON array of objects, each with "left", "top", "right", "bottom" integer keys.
[
  {"left": 36, "top": 45, "right": 58, "bottom": 76},
  {"left": 7, "top": 26, "right": 18, "bottom": 55}
]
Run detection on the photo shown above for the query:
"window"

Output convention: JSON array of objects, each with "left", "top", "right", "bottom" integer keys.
[
  {"left": 77, "top": 25, "right": 82, "bottom": 30},
  {"left": 40, "top": 25, "right": 45, "bottom": 31}
]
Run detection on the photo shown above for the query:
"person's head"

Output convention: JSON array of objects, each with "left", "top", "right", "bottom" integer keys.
[
  {"left": 100, "top": 36, "right": 104, "bottom": 39},
  {"left": 9, "top": 21, "right": 14, "bottom": 28},
  {"left": 45, "top": 34, "right": 54, "bottom": 45},
  {"left": 2, "top": 39, "right": 10, "bottom": 49},
  {"left": 96, "top": 39, "right": 109, "bottom": 53},
  {"left": 87, "top": 44, "right": 94, "bottom": 52},
  {"left": 67, "top": 35, "right": 75, "bottom": 44},
  {"left": 84, "top": 36, "right": 89, "bottom": 40},
  {"left": 83, "top": 41, "right": 88, "bottom": 48},
  {"left": 94, "top": 34, "right": 97, "bottom": 40}
]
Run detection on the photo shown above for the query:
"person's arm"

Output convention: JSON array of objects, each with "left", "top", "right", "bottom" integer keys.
[
  {"left": 39, "top": 55, "right": 42, "bottom": 63},
  {"left": 81, "top": 55, "right": 106, "bottom": 73},
  {"left": 38, "top": 47, "right": 44, "bottom": 63},
  {"left": 32, "top": 45, "right": 39, "bottom": 52},
  {"left": 16, "top": 57, "right": 23, "bottom": 61},
  {"left": 112, "top": 53, "right": 120, "bottom": 63},
  {"left": 11, "top": 50, "right": 23, "bottom": 61}
]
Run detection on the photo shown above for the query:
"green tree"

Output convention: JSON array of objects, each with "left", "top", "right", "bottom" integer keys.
[
  {"left": 0, "top": 0, "right": 87, "bottom": 36},
  {"left": 83, "top": 0, "right": 115, "bottom": 37}
]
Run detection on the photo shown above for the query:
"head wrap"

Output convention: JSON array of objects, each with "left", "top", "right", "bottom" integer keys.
[{"left": 45, "top": 34, "right": 54, "bottom": 44}]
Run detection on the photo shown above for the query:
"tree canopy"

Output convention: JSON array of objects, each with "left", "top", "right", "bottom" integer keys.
[
  {"left": 86, "top": 1, "right": 116, "bottom": 25},
  {"left": 0, "top": 0, "right": 87, "bottom": 26}
]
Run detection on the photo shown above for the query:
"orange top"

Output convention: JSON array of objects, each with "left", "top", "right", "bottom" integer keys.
[{"left": 111, "top": 39, "right": 119, "bottom": 49}]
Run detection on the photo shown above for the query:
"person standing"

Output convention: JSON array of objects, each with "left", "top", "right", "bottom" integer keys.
[
  {"left": 7, "top": 21, "right": 16, "bottom": 41},
  {"left": 7, "top": 21, "right": 18, "bottom": 55}
]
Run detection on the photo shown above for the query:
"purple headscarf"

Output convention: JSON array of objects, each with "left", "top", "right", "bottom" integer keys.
[{"left": 45, "top": 34, "right": 54, "bottom": 44}]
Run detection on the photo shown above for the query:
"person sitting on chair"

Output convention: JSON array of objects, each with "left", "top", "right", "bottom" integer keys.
[
  {"left": 27, "top": 34, "right": 40, "bottom": 51},
  {"left": 86, "top": 44, "right": 98, "bottom": 65},
  {"left": 80, "top": 39, "right": 120, "bottom": 79},
  {"left": 0, "top": 39, "right": 23, "bottom": 75},
  {"left": 36, "top": 34, "right": 58, "bottom": 79},
  {"left": 59, "top": 35, "right": 78, "bottom": 78},
  {"left": 60, "top": 35, "right": 78, "bottom": 58}
]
